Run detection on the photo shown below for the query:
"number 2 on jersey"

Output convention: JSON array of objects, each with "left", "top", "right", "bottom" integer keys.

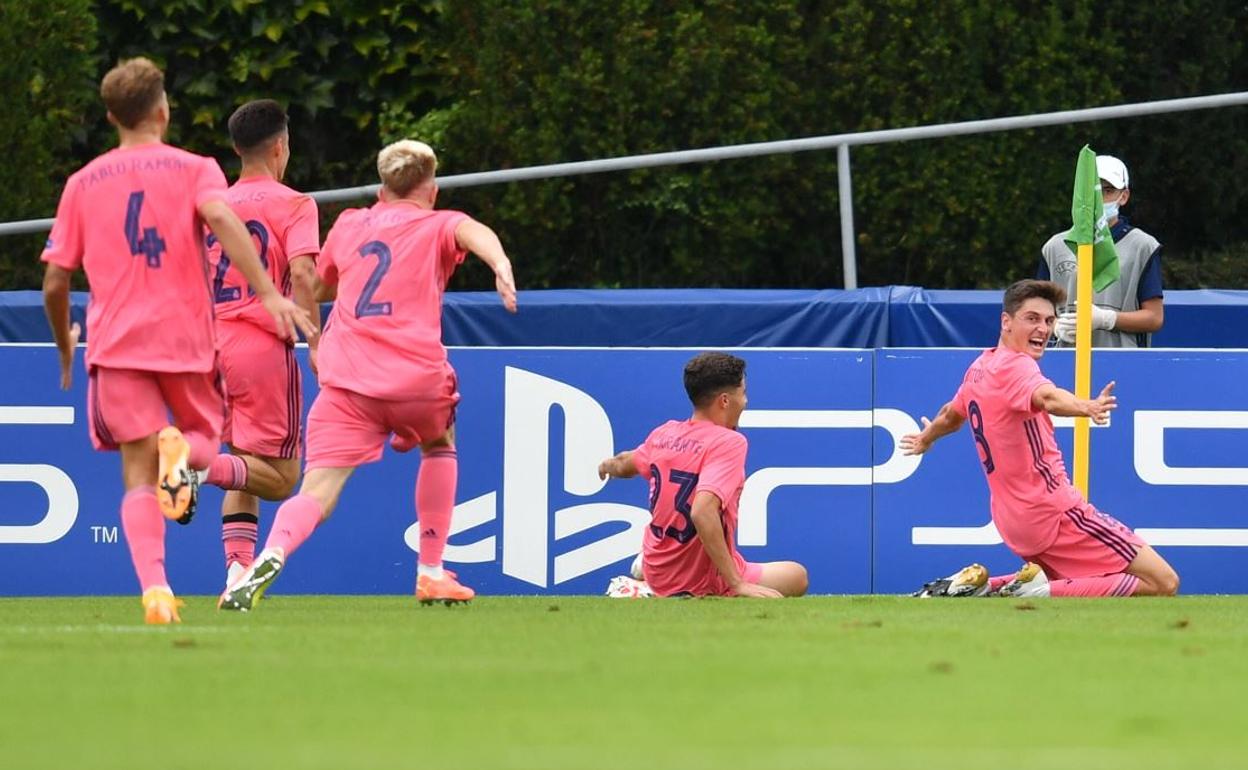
[
  {"left": 124, "top": 191, "right": 166, "bottom": 267},
  {"left": 354, "top": 240, "right": 393, "bottom": 318},
  {"left": 206, "top": 221, "right": 270, "bottom": 304}
]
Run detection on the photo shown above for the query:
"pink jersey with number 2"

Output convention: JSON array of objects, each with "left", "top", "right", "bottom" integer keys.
[
  {"left": 951, "top": 346, "right": 1085, "bottom": 556},
  {"left": 316, "top": 201, "right": 468, "bottom": 400},
  {"left": 632, "top": 419, "right": 749, "bottom": 596},
  {"left": 207, "top": 176, "right": 320, "bottom": 337},
  {"left": 40, "top": 143, "right": 228, "bottom": 373}
]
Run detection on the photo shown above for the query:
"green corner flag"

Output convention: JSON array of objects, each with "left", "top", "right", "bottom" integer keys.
[{"left": 1064, "top": 145, "right": 1120, "bottom": 292}]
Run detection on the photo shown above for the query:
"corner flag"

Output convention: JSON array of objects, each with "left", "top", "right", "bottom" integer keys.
[{"left": 1064, "top": 145, "right": 1120, "bottom": 292}]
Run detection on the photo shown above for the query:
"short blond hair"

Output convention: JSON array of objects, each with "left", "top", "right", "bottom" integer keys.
[
  {"left": 101, "top": 57, "right": 165, "bottom": 129},
  {"left": 377, "top": 140, "right": 437, "bottom": 197}
]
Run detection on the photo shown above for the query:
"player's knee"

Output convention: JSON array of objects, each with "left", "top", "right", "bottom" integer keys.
[
  {"left": 274, "top": 466, "right": 301, "bottom": 499},
  {"left": 786, "top": 562, "right": 809, "bottom": 597},
  {"left": 1156, "top": 569, "right": 1180, "bottom": 596}
]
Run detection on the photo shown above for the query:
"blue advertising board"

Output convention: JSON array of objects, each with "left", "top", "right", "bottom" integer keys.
[
  {"left": 0, "top": 346, "right": 873, "bottom": 596},
  {"left": 2, "top": 344, "right": 1245, "bottom": 595}
]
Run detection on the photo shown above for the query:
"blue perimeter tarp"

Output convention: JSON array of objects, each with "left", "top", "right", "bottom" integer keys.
[{"left": 3, "top": 287, "right": 1247, "bottom": 347}]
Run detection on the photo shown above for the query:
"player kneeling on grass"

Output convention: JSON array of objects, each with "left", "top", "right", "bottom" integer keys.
[
  {"left": 900, "top": 279, "right": 1179, "bottom": 598},
  {"left": 598, "top": 352, "right": 808, "bottom": 599},
  {"left": 218, "top": 139, "right": 518, "bottom": 611}
]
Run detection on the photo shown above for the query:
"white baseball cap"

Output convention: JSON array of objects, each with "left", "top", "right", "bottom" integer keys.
[{"left": 1096, "top": 155, "right": 1129, "bottom": 190}]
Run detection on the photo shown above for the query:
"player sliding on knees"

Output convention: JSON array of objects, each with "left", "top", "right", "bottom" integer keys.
[
  {"left": 598, "top": 352, "right": 808, "bottom": 599},
  {"left": 218, "top": 139, "right": 518, "bottom": 611},
  {"left": 900, "top": 279, "right": 1179, "bottom": 598}
]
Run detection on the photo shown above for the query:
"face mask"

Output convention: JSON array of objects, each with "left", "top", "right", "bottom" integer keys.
[{"left": 1103, "top": 200, "right": 1120, "bottom": 221}]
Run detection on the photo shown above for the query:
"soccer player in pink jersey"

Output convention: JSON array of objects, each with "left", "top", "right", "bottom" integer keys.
[
  {"left": 218, "top": 139, "right": 517, "bottom": 611},
  {"left": 900, "top": 279, "right": 1179, "bottom": 598},
  {"left": 201, "top": 100, "right": 322, "bottom": 588},
  {"left": 597, "top": 353, "right": 808, "bottom": 598},
  {"left": 41, "top": 59, "right": 315, "bottom": 624}
]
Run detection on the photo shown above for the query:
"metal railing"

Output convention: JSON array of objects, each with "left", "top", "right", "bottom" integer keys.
[{"left": 4, "top": 91, "right": 1246, "bottom": 288}]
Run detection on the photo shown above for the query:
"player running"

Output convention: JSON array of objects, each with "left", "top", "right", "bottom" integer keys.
[
  {"left": 900, "top": 279, "right": 1179, "bottom": 598},
  {"left": 218, "top": 139, "right": 517, "bottom": 611},
  {"left": 597, "top": 352, "right": 808, "bottom": 598},
  {"left": 41, "top": 58, "right": 315, "bottom": 624},
  {"left": 201, "top": 100, "right": 321, "bottom": 587}
]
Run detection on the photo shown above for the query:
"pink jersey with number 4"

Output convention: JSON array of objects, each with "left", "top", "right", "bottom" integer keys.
[
  {"left": 207, "top": 176, "right": 320, "bottom": 337},
  {"left": 40, "top": 144, "right": 228, "bottom": 373},
  {"left": 951, "top": 346, "right": 1085, "bottom": 556},
  {"left": 632, "top": 419, "right": 749, "bottom": 597},
  {"left": 316, "top": 201, "right": 468, "bottom": 400}
]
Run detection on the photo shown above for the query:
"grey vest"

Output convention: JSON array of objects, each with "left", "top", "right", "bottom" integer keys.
[{"left": 1040, "top": 227, "right": 1161, "bottom": 348}]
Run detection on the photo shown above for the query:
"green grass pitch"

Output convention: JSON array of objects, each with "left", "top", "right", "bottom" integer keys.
[{"left": 2, "top": 595, "right": 1245, "bottom": 770}]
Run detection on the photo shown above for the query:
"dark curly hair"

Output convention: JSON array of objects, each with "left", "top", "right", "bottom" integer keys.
[{"left": 683, "top": 352, "right": 746, "bottom": 408}]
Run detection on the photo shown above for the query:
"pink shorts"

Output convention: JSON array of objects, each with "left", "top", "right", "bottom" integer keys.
[
  {"left": 1028, "top": 503, "right": 1146, "bottom": 580},
  {"left": 218, "top": 321, "right": 302, "bottom": 459},
  {"left": 87, "top": 366, "right": 224, "bottom": 464},
  {"left": 648, "top": 560, "right": 765, "bottom": 597},
  {"left": 304, "top": 379, "right": 459, "bottom": 470}
]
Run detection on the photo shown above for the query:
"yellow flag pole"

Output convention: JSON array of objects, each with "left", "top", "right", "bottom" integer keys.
[{"left": 1073, "top": 242, "right": 1093, "bottom": 496}]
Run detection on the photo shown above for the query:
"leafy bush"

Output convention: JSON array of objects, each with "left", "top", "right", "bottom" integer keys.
[{"left": 0, "top": 0, "right": 96, "bottom": 287}]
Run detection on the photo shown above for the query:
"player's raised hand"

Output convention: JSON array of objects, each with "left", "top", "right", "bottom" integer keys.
[
  {"left": 1087, "top": 380, "right": 1117, "bottom": 425},
  {"left": 900, "top": 416, "right": 933, "bottom": 456},
  {"left": 494, "top": 262, "right": 517, "bottom": 314},
  {"left": 262, "top": 293, "right": 317, "bottom": 343},
  {"left": 732, "top": 582, "right": 784, "bottom": 599},
  {"left": 58, "top": 322, "right": 81, "bottom": 391}
]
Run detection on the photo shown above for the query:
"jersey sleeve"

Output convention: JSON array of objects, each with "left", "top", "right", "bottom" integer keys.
[
  {"left": 440, "top": 212, "right": 471, "bottom": 279},
  {"left": 194, "top": 158, "right": 229, "bottom": 208},
  {"left": 284, "top": 195, "right": 321, "bottom": 260},
  {"left": 40, "top": 177, "right": 84, "bottom": 271},
  {"left": 631, "top": 440, "right": 652, "bottom": 479},
  {"left": 317, "top": 214, "right": 353, "bottom": 286},
  {"left": 695, "top": 432, "right": 747, "bottom": 507},
  {"left": 1001, "top": 354, "right": 1052, "bottom": 413},
  {"left": 951, "top": 380, "right": 970, "bottom": 419}
]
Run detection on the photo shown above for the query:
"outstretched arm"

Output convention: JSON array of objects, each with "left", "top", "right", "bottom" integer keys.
[
  {"left": 900, "top": 400, "right": 966, "bottom": 456},
  {"left": 1032, "top": 381, "right": 1116, "bottom": 425},
  {"left": 455, "top": 219, "right": 517, "bottom": 313},
  {"left": 598, "top": 450, "right": 639, "bottom": 480}
]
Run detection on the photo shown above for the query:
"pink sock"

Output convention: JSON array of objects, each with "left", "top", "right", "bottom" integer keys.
[
  {"left": 1049, "top": 573, "right": 1139, "bottom": 597},
  {"left": 415, "top": 449, "right": 457, "bottom": 567},
  {"left": 988, "top": 574, "right": 1015, "bottom": 593},
  {"left": 120, "top": 486, "right": 168, "bottom": 592},
  {"left": 222, "top": 512, "right": 259, "bottom": 568},
  {"left": 206, "top": 454, "right": 249, "bottom": 491},
  {"left": 263, "top": 494, "right": 323, "bottom": 558}
]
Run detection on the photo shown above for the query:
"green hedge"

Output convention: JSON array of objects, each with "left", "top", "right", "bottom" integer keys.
[
  {"left": 4, "top": 0, "right": 1246, "bottom": 291},
  {"left": 432, "top": 0, "right": 1247, "bottom": 290},
  {"left": 0, "top": 0, "right": 96, "bottom": 288}
]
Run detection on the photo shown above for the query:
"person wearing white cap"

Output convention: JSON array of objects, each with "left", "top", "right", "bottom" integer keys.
[{"left": 1038, "top": 154, "right": 1165, "bottom": 348}]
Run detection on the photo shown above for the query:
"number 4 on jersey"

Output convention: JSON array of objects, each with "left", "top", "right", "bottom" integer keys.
[{"left": 124, "top": 191, "right": 166, "bottom": 268}]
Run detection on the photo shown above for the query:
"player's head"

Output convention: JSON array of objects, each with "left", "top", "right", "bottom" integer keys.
[
  {"left": 100, "top": 57, "right": 169, "bottom": 134},
  {"left": 1096, "top": 155, "right": 1130, "bottom": 222},
  {"left": 1001, "top": 279, "right": 1066, "bottom": 360},
  {"left": 684, "top": 352, "right": 748, "bottom": 429},
  {"left": 377, "top": 140, "right": 438, "bottom": 205},
  {"left": 228, "top": 99, "right": 291, "bottom": 180}
]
